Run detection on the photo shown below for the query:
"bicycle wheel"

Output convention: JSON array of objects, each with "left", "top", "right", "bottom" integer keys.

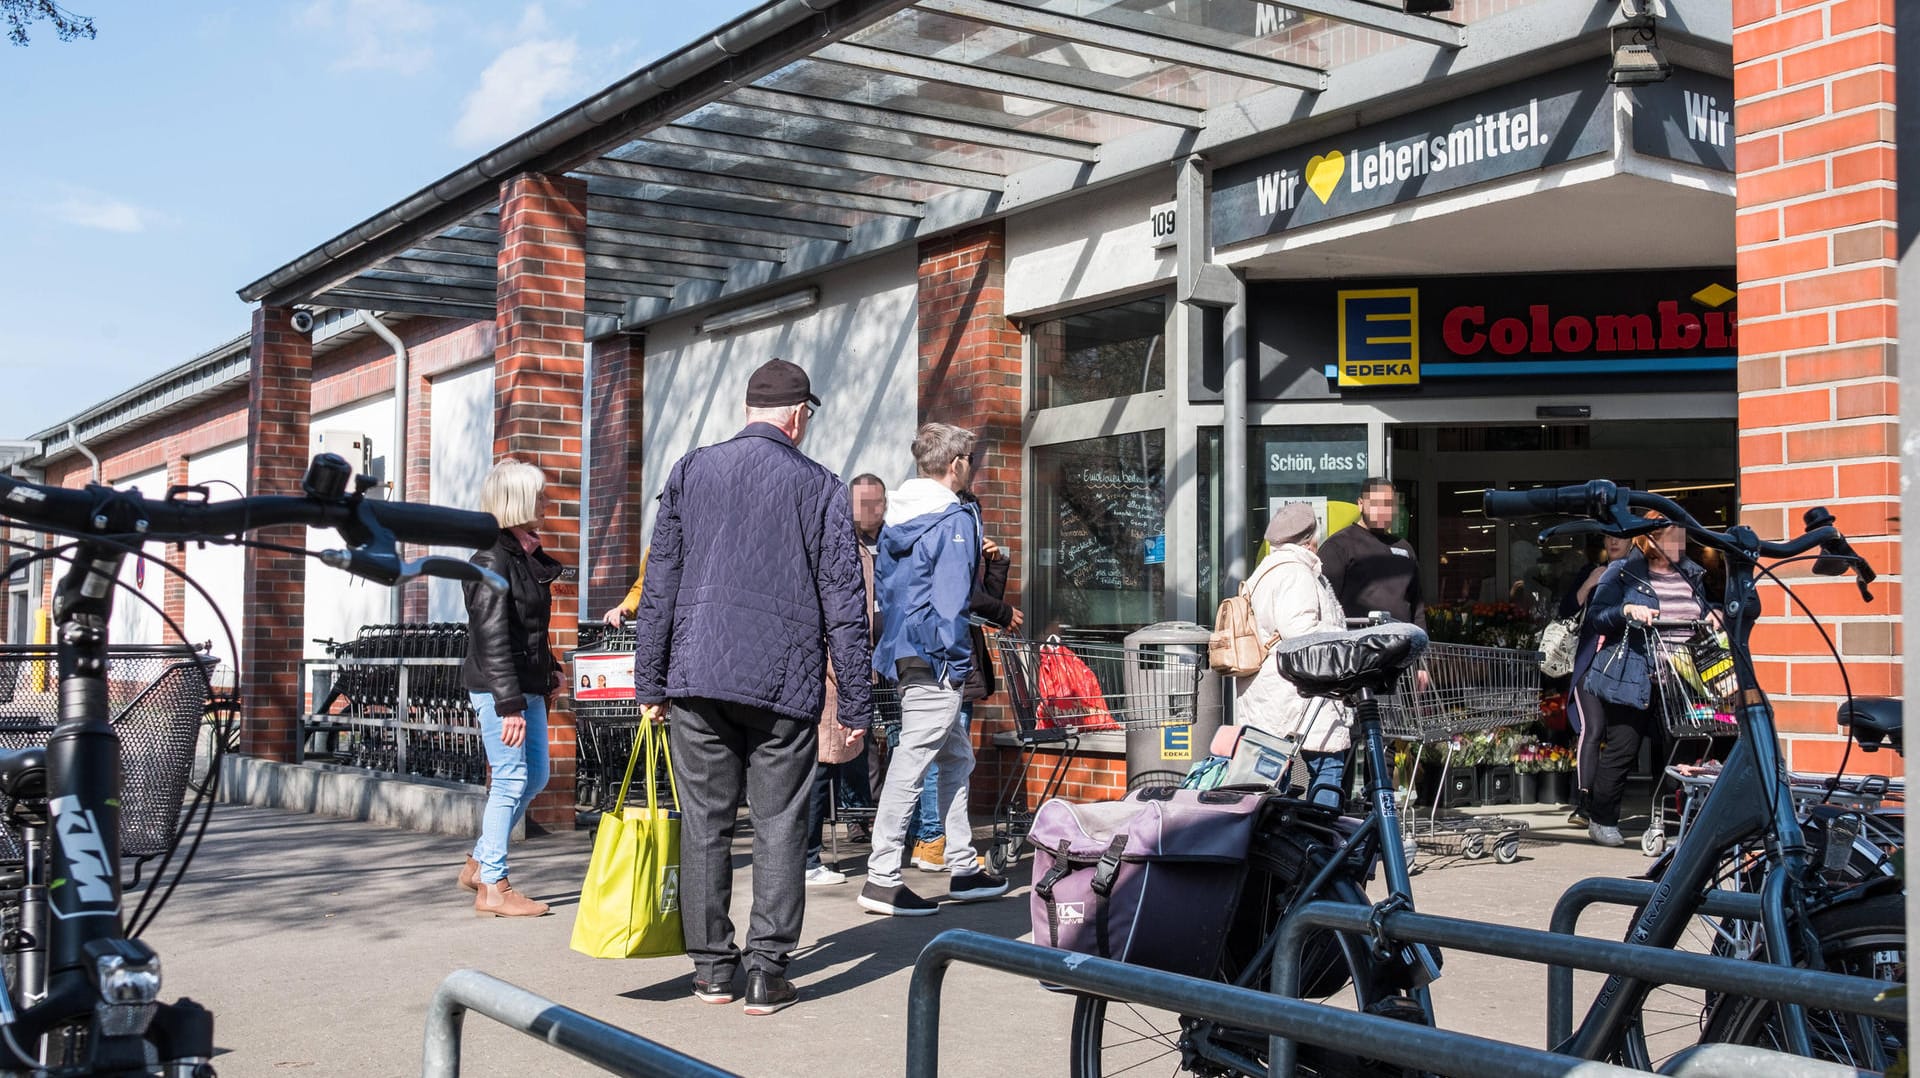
[
  {"left": 1702, "top": 892, "right": 1906, "bottom": 1069},
  {"left": 1617, "top": 847, "right": 1764, "bottom": 1069}
]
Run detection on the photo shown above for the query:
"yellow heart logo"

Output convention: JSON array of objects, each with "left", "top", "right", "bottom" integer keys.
[{"left": 1304, "top": 151, "right": 1344, "bottom": 205}]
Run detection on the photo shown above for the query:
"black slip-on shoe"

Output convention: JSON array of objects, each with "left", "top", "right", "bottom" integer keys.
[
  {"left": 857, "top": 881, "right": 939, "bottom": 917},
  {"left": 743, "top": 970, "right": 798, "bottom": 1016},
  {"left": 948, "top": 869, "right": 1011, "bottom": 902}
]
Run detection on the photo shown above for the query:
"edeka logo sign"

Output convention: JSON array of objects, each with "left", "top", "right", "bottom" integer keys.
[
  {"left": 1336, "top": 289, "right": 1420, "bottom": 386},
  {"left": 1212, "top": 65, "right": 1614, "bottom": 248}
]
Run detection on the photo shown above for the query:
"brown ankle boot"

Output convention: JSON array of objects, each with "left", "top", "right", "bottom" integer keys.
[
  {"left": 474, "top": 878, "right": 549, "bottom": 918},
  {"left": 458, "top": 856, "right": 480, "bottom": 892}
]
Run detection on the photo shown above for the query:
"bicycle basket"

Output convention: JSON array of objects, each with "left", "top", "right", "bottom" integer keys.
[{"left": 0, "top": 645, "right": 214, "bottom": 862}]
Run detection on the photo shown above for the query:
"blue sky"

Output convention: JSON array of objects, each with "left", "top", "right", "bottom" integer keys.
[{"left": 0, "top": 0, "right": 760, "bottom": 440}]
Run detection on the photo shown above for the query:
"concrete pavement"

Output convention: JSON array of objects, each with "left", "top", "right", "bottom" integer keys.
[{"left": 144, "top": 798, "right": 1652, "bottom": 1077}]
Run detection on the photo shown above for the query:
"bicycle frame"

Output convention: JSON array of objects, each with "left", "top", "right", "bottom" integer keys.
[{"left": 1563, "top": 525, "right": 1825, "bottom": 1066}]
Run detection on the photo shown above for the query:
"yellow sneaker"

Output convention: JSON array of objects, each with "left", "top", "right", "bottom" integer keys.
[{"left": 911, "top": 837, "right": 947, "bottom": 872}]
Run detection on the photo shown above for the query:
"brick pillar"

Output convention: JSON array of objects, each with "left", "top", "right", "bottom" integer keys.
[
  {"left": 162, "top": 452, "right": 190, "bottom": 634},
  {"left": 401, "top": 372, "right": 434, "bottom": 622},
  {"left": 240, "top": 306, "right": 313, "bottom": 761},
  {"left": 1734, "top": 0, "right": 1900, "bottom": 774},
  {"left": 915, "top": 223, "right": 1079, "bottom": 805},
  {"left": 587, "top": 334, "right": 646, "bottom": 616},
  {"left": 496, "top": 171, "right": 587, "bottom": 828}
]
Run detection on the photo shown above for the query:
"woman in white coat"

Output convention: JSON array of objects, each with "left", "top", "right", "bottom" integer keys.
[{"left": 1233, "top": 501, "right": 1351, "bottom": 808}]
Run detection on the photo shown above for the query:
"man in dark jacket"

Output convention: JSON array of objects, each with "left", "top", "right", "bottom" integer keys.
[
  {"left": 858, "top": 423, "right": 1011, "bottom": 917},
  {"left": 1320, "top": 477, "right": 1427, "bottom": 629},
  {"left": 631, "top": 358, "right": 873, "bottom": 1017}
]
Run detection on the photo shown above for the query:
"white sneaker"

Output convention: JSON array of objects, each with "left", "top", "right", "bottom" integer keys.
[
  {"left": 805, "top": 865, "right": 847, "bottom": 886},
  {"left": 1588, "top": 822, "right": 1625, "bottom": 847}
]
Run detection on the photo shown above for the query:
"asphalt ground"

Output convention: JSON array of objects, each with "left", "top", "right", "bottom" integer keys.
[{"left": 144, "top": 796, "right": 1656, "bottom": 1077}]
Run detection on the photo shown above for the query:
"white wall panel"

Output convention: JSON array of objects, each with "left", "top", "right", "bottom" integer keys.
[
  {"left": 428, "top": 361, "right": 494, "bottom": 622},
  {"left": 304, "top": 394, "right": 396, "bottom": 657},
  {"left": 107, "top": 467, "right": 169, "bottom": 648},
  {"left": 185, "top": 440, "right": 248, "bottom": 686},
  {"left": 637, "top": 251, "right": 920, "bottom": 540},
  {"left": 1006, "top": 173, "right": 1176, "bottom": 319}
]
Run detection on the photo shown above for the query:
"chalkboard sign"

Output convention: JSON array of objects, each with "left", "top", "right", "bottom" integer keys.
[{"left": 1051, "top": 455, "right": 1164, "bottom": 592}]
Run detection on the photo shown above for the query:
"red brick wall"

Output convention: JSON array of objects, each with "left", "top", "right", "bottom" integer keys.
[
  {"left": 918, "top": 223, "right": 1030, "bottom": 778},
  {"left": 586, "top": 334, "right": 646, "bottom": 617},
  {"left": 1733, "top": 0, "right": 1899, "bottom": 773},
  {"left": 496, "top": 172, "right": 587, "bottom": 828},
  {"left": 240, "top": 307, "right": 314, "bottom": 760}
]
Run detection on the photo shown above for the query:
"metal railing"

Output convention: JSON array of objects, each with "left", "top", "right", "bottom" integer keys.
[
  {"left": 908, "top": 930, "right": 1650, "bottom": 1078},
  {"left": 421, "top": 969, "right": 739, "bottom": 1078},
  {"left": 1267, "top": 900, "right": 1898, "bottom": 1075}
]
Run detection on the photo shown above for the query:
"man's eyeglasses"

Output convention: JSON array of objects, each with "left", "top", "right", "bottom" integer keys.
[{"left": 800, "top": 404, "right": 816, "bottom": 419}]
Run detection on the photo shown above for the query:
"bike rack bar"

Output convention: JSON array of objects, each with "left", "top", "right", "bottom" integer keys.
[
  {"left": 1546, "top": 877, "right": 1763, "bottom": 1046},
  {"left": 906, "top": 929, "right": 1646, "bottom": 1078},
  {"left": 421, "top": 969, "right": 738, "bottom": 1078},
  {"left": 1657, "top": 1043, "right": 1867, "bottom": 1077},
  {"left": 1268, "top": 901, "right": 1898, "bottom": 1075}
]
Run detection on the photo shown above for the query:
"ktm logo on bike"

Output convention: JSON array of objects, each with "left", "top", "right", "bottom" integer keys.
[{"left": 50, "top": 795, "right": 117, "bottom": 918}]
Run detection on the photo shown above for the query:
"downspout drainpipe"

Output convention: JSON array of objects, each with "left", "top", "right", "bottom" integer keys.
[{"left": 361, "top": 311, "right": 409, "bottom": 624}]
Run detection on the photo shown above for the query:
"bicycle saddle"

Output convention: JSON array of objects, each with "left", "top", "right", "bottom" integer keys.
[
  {"left": 1837, "top": 696, "right": 1902, "bottom": 754},
  {"left": 1273, "top": 623, "right": 1428, "bottom": 700},
  {"left": 0, "top": 747, "right": 46, "bottom": 801}
]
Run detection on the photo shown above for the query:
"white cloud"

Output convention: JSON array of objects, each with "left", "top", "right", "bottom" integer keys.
[
  {"left": 452, "top": 22, "right": 585, "bottom": 150},
  {"left": 300, "top": 0, "right": 439, "bottom": 75},
  {"left": 51, "top": 193, "right": 152, "bottom": 233}
]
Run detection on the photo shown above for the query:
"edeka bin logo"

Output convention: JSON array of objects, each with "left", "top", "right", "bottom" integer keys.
[{"left": 1336, "top": 289, "right": 1421, "bottom": 386}]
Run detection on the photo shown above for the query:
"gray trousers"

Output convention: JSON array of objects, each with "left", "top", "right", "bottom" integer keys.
[
  {"left": 868, "top": 669, "right": 979, "bottom": 885},
  {"left": 668, "top": 698, "right": 816, "bottom": 981}
]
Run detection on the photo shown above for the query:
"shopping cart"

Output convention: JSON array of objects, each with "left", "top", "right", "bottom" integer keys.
[
  {"left": 1639, "top": 620, "right": 1741, "bottom": 856},
  {"left": 569, "top": 627, "right": 650, "bottom": 814},
  {"left": 986, "top": 632, "right": 1204, "bottom": 874},
  {"left": 0, "top": 644, "right": 215, "bottom": 870},
  {"left": 1379, "top": 640, "right": 1544, "bottom": 866}
]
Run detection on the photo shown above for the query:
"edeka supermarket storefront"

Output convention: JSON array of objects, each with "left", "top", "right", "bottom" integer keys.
[{"left": 1015, "top": 60, "right": 1740, "bottom": 656}]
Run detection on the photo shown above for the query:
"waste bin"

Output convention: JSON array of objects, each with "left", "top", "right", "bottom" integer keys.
[{"left": 1121, "top": 621, "right": 1224, "bottom": 790}]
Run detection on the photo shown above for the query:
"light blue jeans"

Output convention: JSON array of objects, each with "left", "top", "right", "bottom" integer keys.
[{"left": 469, "top": 692, "right": 550, "bottom": 885}]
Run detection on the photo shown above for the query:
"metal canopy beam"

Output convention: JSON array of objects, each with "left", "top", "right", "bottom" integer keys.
[
  {"left": 412, "top": 237, "right": 498, "bottom": 260},
  {"left": 581, "top": 175, "right": 874, "bottom": 228},
  {"left": 586, "top": 266, "right": 683, "bottom": 288},
  {"left": 577, "top": 158, "right": 926, "bottom": 217},
  {"left": 603, "top": 142, "right": 951, "bottom": 204},
  {"left": 920, "top": 0, "right": 1325, "bottom": 90},
  {"left": 588, "top": 252, "right": 730, "bottom": 281},
  {"left": 584, "top": 189, "right": 854, "bottom": 240},
  {"left": 813, "top": 43, "right": 1206, "bottom": 127},
  {"left": 349, "top": 275, "right": 499, "bottom": 304},
  {"left": 645, "top": 124, "right": 1006, "bottom": 189},
  {"left": 724, "top": 85, "right": 1100, "bottom": 162},
  {"left": 317, "top": 291, "right": 495, "bottom": 320},
  {"left": 585, "top": 223, "right": 785, "bottom": 262},
  {"left": 381, "top": 256, "right": 496, "bottom": 279},
  {"left": 586, "top": 205, "right": 798, "bottom": 254},
  {"left": 584, "top": 234, "right": 739, "bottom": 269}
]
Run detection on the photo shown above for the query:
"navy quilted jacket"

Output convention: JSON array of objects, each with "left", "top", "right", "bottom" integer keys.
[{"left": 631, "top": 424, "right": 874, "bottom": 728}]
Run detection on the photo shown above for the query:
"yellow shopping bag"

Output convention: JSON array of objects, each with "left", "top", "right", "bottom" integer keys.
[{"left": 569, "top": 720, "right": 684, "bottom": 959}]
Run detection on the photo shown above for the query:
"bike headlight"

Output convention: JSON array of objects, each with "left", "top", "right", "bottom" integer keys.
[{"left": 85, "top": 939, "right": 161, "bottom": 1036}]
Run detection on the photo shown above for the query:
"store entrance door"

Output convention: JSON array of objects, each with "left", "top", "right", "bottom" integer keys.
[{"left": 1389, "top": 421, "right": 1737, "bottom": 634}]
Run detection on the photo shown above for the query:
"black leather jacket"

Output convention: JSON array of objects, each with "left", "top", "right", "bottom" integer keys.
[{"left": 462, "top": 530, "right": 564, "bottom": 715}]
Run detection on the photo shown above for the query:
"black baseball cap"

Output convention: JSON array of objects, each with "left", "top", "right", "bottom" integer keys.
[{"left": 745, "top": 358, "right": 821, "bottom": 408}]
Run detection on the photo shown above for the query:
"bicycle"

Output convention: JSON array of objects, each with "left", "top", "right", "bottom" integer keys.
[
  {"left": 1071, "top": 482, "right": 1900, "bottom": 1075},
  {"left": 1070, "top": 621, "right": 1444, "bottom": 1077},
  {"left": 1485, "top": 481, "right": 1901, "bottom": 1070},
  {"left": 0, "top": 451, "right": 502, "bottom": 1076}
]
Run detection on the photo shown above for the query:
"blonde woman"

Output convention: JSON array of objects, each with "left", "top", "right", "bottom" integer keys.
[
  {"left": 457, "top": 458, "right": 563, "bottom": 916},
  {"left": 1233, "top": 501, "right": 1351, "bottom": 808}
]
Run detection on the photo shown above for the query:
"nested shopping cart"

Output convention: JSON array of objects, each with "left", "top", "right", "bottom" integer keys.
[
  {"left": 0, "top": 644, "right": 215, "bottom": 872},
  {"left": 985, "top": 631, "right": 1205, "bottom": 873},
  {"left": 1379, "top": 639, "right": 1544, "bottom": 865},
  {"left": 1638, "top": 620, "right": 1742, "bottom": 856}
]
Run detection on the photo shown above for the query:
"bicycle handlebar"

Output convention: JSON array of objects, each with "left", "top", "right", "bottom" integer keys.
[
  {"left": 0, "top": 453, "right": 504, "bottom": 589},
  {"left": 1482, "top": 480, "right": 1874, "bottom": 602}
]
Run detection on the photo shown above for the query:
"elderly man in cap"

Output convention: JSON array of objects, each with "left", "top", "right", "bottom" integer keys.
[
  {"left": 1230, "top": 500, "right": 1353, "bottom": 809},
  {"left": 631, "top": 357, "right": 873, "bottom": 1016}
]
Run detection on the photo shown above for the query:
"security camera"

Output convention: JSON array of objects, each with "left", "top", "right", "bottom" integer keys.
[{"left": 290, "top": 310, "right": 316, "bottom": 334}]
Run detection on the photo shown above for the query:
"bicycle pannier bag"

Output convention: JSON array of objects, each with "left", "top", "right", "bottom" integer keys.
[
  {"left": 1536, "top": 614, "right": 1581, "bottom": 678},
  {"left": 1028, "top": 787, "right": 1262, "bottom": 977},
  {"left": 1209, "top": 562, "right": 1282, "bottom": 676},
  {"left": 1037, "top": 638, "right": 1118, "bottom": 730},
  {"left": 1582, "top": 626, "right": 1651, "bottom": 710}
]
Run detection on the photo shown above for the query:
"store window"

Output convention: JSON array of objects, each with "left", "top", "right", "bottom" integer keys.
[
  {"left": 1030, "top": 296, "right": 1167, "bottom": 409},
  {"left": 1198, "top": 424, "right": 1370, "bottom": 613},
  {"left": 1031, "top": 431, "right": 1166, "bottom": 641}
]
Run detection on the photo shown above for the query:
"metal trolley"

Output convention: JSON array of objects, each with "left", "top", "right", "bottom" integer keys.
[
  {"left": 1379, "top": 640, "right": 1544, "bottom": 865},
  {"left": 1639, "top": 621, "right": 1741, "bottom": 856},
  {"left": 983, "top": 632, "right": 1203, "bottom": 874}
]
